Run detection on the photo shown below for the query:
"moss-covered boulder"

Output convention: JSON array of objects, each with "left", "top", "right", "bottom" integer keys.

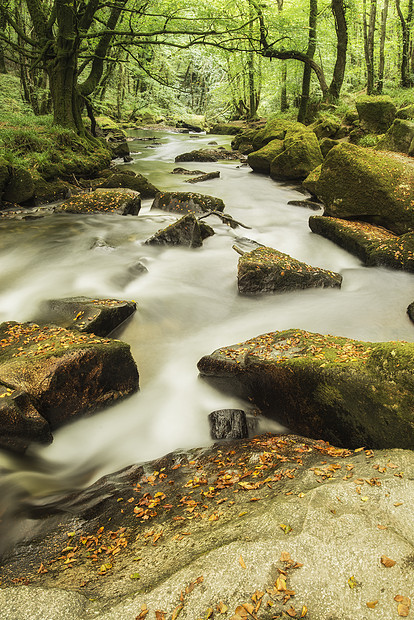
[
  {"left": 175, "top": 149, "right": 241, "bottom": 163},
  {"left": 270, "top": 129, "right": 323, "bottom": 181},
  {"left": 0, "top": 157, "right": 10, "bottom": 203},
  {"left": 209, "top": 123, "right": 244, "bottom": 135},
  {"left": 2, "top": 168, "right": 34, "bottom": 204},
  {"left": 356, "top": 95, "right": 396, "bottom": 133},
  {"left": 198, "top": 328, "right": 414, "bottom": 449},
  {"left": 302, "top": 164, "right": 322, "bottom": 195},
  {"left": 247, "top": 139, "right": 284, "bottom": 174},
  {"left": 55, "top": 188, "right": 141, "bottom": 216},
  {"left": 238, "top": 246, "right": 342, "bottom": 294},
  {"left": 252, "top": 119, "right": 305, "bottom": 151},
  {"left": 319, "top": 137, "right": 340, "bottom": 158},
  {"left": 32, "top": 177, "right": 71, "bottom": 206},
  {"left": 231, "top": 128, "right": 259, "bottom": 153},
  {"left": 396, "top": 104, "right": 414, "bottom": 120},
  {"left": 308, "top": 142, "right": 414, "bottom": 234},
  {"left": 0, "top": 322, "right": 139, "bottom": 429},
  {"left": 36, "top": 297, "right": 137, "bottom": 337},
  {"left": 145, "top": 213, "right": 214, "bottom": 248},
  {"left": 311, "top": 117, "right": 340, "bottom": 139},
  {"left": 0, "top": 386, "right": 52, "bottom": 453},
  {"left": 151, "top": 191, "right": 225, "bottom": 214},
  {"left": 309, "top": 216, "right": 414, "bottom": 272},
  {"left": 375, "top": 119, "right": 414, "bottom": 155},
  {"left": 98, "top": 172, "right": 159, "bottom": 198}
]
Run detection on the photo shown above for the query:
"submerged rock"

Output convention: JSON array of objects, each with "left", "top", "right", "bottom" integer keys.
[
  {"left": 1, "top": 434, "right": 414, "bottom": 620},
  {"left": 97, "top": 172, "right": 159, "bottom": 198},
  {"left": 151, "top": 191, "right": 225, "bottom": 214},
  {"left": 0, "top": 386, "right": 52, "bottom": 453},
  {"left": 309, "top": 215, "right": 414, "bottom": 272},
  {"left": 408, "top": 301, "right": 414, "bottom": 323},
  {"left": 237, "top": 246, "right": 342, "bottom": 294},
  {"left": 304, "top": 143, "right": 414, "bottom": 234},
  {"left": 36, "top": 297, "right": 137, "bottom": 337},
  {"left": 55, "top": 189, "right": 141, "bottom": 216},
  {"left": 198, "top": 328, "right": 414, "bottom": 449},
  {"left": 145, "top": 213, "right": 214, "bottom": 248},
  {"left": 185, "top": 171, "right": 220, "bottom": 184},
  {"left": 0, "top": 322, "right": 139, "bottom": 429},
  {"left": 208, "top": 409, "right": 248, "bottom": 439}
]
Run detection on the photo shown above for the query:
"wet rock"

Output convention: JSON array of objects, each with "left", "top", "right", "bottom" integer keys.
[
  {"left": 309, "top": 215, "right": 414, "bottom": 272},
  {"left": 55, "top": 189, "right": 141, "bottom": 216},
  {"left": 356, "top": 94, "right": 396, "bottom": 133},
  {"left": 237, "top": 246, "right": 342, "bottom": 294},
  {"left": 1, "top": 434, "right": 414, "bottom": 620},
  {"left": 231, "top": 128, "right": 258, "bottom": 154},
  {"left": 90, "top": 238, "right": 115, "bottom": 252},
  {"left": 208, "top": 409, "right": 248, "bottom": 439},
  {"left": 175, "top": 149, "right": 241, "bottom": 163},
  {"left": 172, "top": 167, "right": 205, "bottom": 175},
  {"left": 408, "top": 301, "right": 414, "bottom": 323},
  {"left": 247, "top": 139, "right": 284, "bottom": 174},
  {"left": 2, "top": 168, "right": 34, "bottom": 204},
  {"left": 396, "top": 103, "right": 414, "bottom": 120},
  {"left": 198, "top": 328, "right": 414, "bottom": 449},
  {"left": 109, "top": 141, "right": 130, "bottom": 159},
  {"left": 375, "top": 118, "right": 414, "bottom": 155},
  {"left": 36, "top": 297, "right": 137, "bottom": 337},
  {"left": 0, "top": 386, "right": 52, "bottom": 453},
  {"left": 151, "top": 191, "right": 225, "bottom": 214},
  {"left": 304, "top": 143, "right": 414, "bottom": 234},
  {"left": 98, "top": 172, "right": 159, "bottom": 199},
  {"left": 144, "top": 213, "right": 214, "bottom": 248},
  {"left": 185, "top": 171, "right": 220, "bottom": 184},
  {"left": 0, "top": 322, "right": 139, "bottom": 429},
  {"left": 0, "top": 156, "right": 10, "bottom": 203},
  {"left": 287, "top": 199, "right": 321, "bottom": 211}
]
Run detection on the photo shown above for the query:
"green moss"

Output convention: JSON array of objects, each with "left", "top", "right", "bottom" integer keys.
[
  {"left": 247, "top": 140, "right": 284, "bottom": 174},
  {"left": 375, "top": 119, "right": 414, "bottom": 154},
  {"left": 356, "top": 95, "right": 396, "bottom": 133},
  {"left": 270, "top": 130, "right": 323, "bottom": 181}
]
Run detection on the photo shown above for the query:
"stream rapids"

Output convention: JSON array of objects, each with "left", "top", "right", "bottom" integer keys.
[{"left": 0, "top": 129, "right": 413, "bottom": 520}]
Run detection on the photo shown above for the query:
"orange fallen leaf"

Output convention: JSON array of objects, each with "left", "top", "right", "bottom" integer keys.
[
  {"left": 171, "top": 604, "right": 183, "bottom": 620},
  {"left": 239, "top": 555, "right": 246, "bottom": 569},
  {"left": 300, "top": 606, "right": 308, "bottom": 617},
  {"left": 136, "top": 604, "right": 149, "bottom": 619},
  {"left": 366, "top": 601, "right": 378, "bottom": 609},
  {"left": 217, "top": 601, "right": 228, "bottom": 613},
  {"left": 155, "top": 612, "right": 166, "bottom": 620},
  {"left": 381, "top": 556, "right": 396, "bottom": 567},
  {"left": 286, "top": 606, "right": 296, "bottom": 617},
  {"left": 397, "top": 604, "right": 410, "bottom": 617},
  {"left": 280, "top": 551, "right": 292, "bottom": 562}
]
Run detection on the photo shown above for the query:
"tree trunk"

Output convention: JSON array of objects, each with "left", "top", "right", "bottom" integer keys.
[
  {"left": 298, "top": 0, "right": 317, "bottom": 122},
  {"left": 396, "top": 0, "right": 413, "bottom": 87},
  {"left": 377, "top": 0, "right": 389, "bottom": 92},
  {"left": 329, "top": 0, "right": 348, "bottom": 100},
  {"left": 363, "top": 0, "right": 377, "bottom": 94}
]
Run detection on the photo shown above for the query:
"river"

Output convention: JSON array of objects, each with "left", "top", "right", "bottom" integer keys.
[{"left": 0, "top": 128, "right": 413, "bottom": 515}]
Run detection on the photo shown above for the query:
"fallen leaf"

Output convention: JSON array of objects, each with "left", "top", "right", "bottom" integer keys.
[
  {"left": 394, "top": 502, "right": 403, "bottom": 507},
  {"left": 366, "top": 601, "right": 378, "bottom": 609},
  {"left": 217, "top": 601, "right": 228, "bottom": 613},
  {"left": 239, "top": 555, "right": 246, "bottom": 569},
  {"left": 347, "top": 575, "right": 359, "bottom": 589},
  {"left": 381, "top": 556, "right": 396, "bottom": 568},
  {"left": 205, "top": 608, "right": 214, "bottom": 618},
  {"left": 130, "top": 573, "right": 140, "bottom": 579},
  {"left": 377, "top": 524, "right": 387, "bottom": 530},
  {"left": 398, "top": 604, "right": 410, "bottom": 617},
  {"left": 155, "top": 612, "right": 166, "bottom": 620},
  {"left": 136, "top": 604, "right": 149, "bottom": 619},
  {"left": 286, "top": 606, "right": 296, "bottom": 617},
  {"left": 300, "top": 606, "right": 308, "bottom": 617},
  {"left": 171, "top": 604, "right": 183, "bottom": 620},
  {"left": 395, "top": 596, "right": 411, "bottom": 606},
  {"left": 280, "top": 551, "right": 292, "bottom": 562}
]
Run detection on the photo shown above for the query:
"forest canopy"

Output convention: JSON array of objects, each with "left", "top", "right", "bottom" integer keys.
[{"left": 0, "top": 0, "right": 413, "bottom": 132}]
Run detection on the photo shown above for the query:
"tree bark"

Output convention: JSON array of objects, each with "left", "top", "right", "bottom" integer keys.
[
  {"left": 329, "top": 0, "right": 348, "bottom": 100},
  {"left": 363, "top": 0, "right": 377, "bottom": 94},
  {"left": 298, "top": 0, "right": 318, "bottom": 122},
  {"left": 396, "top": 0, "right": 413, "bottom": 87},
  {"left": 377, "top": 0, "right": 389, "bottom": 92}
]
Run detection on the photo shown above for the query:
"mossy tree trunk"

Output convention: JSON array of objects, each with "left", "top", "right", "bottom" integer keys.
[{"left": 298, "top": 0, "right": 317, "bottom": 123}]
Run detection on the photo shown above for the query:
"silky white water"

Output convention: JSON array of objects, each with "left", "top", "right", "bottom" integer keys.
[{"left": 0, "top": 129, "right": 413, "bottom": 508}]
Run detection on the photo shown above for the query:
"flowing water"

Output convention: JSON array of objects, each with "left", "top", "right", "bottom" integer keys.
[{"left": 0, "top": 129, "right": 414, "bottom": 521}]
